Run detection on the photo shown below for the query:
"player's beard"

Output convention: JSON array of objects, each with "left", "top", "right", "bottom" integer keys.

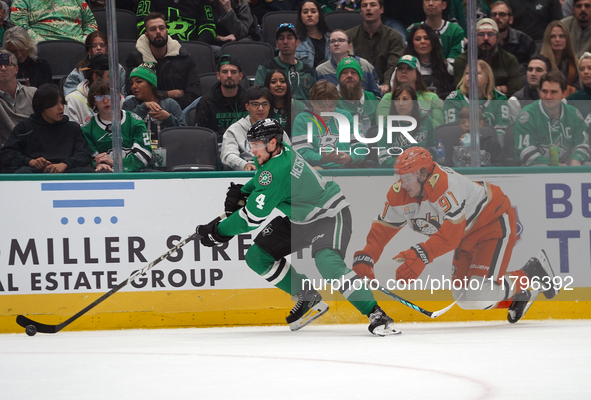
[{"left": 340, "top": 83, "right": 363, "bottom": 101}]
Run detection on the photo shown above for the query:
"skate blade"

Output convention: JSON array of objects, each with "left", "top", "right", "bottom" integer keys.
[
  {"left": 537, "top": 250, "right": 559, "bottom": 299},
  {"left": 371, "top": 322, "right": 402, "bottom": 337},
  {"left": 289, "top": 301, "right": 329, "bottom": 331}
]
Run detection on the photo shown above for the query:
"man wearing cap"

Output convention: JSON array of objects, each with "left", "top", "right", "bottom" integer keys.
[
  {"left": 336, "top": 57, "right": 378, "bottom": 134},
  {"left": 452, "top": 18, "right": 522, "bottom": 97},
  {"left": 347, "top": 0, "right": 404, "bottom": 95},
  {"left": 195, "top": 54, "right": 248, "bottom": 142},
  {"left": 64, "top": 54, "right": 111, "bottom": 126},
  {"left": 561, "top": 0, "right": 591, "bottom": 58},
  {"left": 490, "top": 1, "right": 536, "bottom": 75},
  {"left": 254, "top": 23, "right": 315, "bottom": 101},
  {"left": 126, "top": 12, "right": 201, "bottom": 109},
  {"left": 315, "top": 29, "right": 381, "bottom": 98},
  {"left": 0, "top": 50, "right": 36, "bottom": 147}
]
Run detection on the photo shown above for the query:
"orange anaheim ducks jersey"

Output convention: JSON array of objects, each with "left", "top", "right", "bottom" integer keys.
[{"left": 360, "top": 164, "right": 512, "bottom": 263}]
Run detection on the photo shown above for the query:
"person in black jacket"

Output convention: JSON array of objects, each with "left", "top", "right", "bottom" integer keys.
[
  {"left": 0, "top": 83, "right": 93, "bottom": 173},
  {"left": 126, "top": 12, "right": 201, "bottom": 109},
  {"left": 195, "top": 54, "right": 247, "bottom": 142}
]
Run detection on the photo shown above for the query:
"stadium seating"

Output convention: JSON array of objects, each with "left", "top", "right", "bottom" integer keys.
[
  {"left": 93, "top": 9, "right": 138, "bottom": 40},
  {"left": 159, "top": 126, "right": 219, "bottom": 171}
]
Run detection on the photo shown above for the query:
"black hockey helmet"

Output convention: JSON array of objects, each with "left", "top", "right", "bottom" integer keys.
[{"left": 247, "top": 118, "right": 283, "bottom": 145}]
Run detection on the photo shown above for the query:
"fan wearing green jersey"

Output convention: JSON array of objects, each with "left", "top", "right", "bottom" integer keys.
[
  {"left": 197, "top": 118, "right": 400, "bottom": 336},
  {"left": 444, "top": 60, "right": 510, "bottom": 138},
  {"left": 81, "top": 80, "right": 152, "bottom": 172},
  {"left": 514, "top": 71, "right": 589, "bottom": 166}
]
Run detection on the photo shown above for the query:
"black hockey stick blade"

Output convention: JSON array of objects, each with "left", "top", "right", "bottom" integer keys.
[
  {"left": 16, "top": 315, "right": 60, "bottom": 334},
  {"left": 15, "top": 229, "right": 208, "bottom": 335},
  {"left": 377, "top": 286, "right": 457, "bottom": 318}
]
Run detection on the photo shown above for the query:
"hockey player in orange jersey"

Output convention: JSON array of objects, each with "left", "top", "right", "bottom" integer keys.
[{"left": 353, "top": 147, "right": 559, "bottom": 323}]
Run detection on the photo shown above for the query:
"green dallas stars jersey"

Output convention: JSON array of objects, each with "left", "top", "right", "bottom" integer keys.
[
  {"left": 81, "top": 111, "right": 152, "bottom": 172},
  {"left": 514, "top": 100, "right": 590, "bottom": 165},
  {"left": 217, "top": 143, "right": 349, "bottom": 237},
  {"left": 444, "top": 89, "right": 510, "bottom": 135}
]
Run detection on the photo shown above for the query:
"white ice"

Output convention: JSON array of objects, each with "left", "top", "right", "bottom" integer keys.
[{"left": 1, "top": 320, "right": 590, "bottom": 400}]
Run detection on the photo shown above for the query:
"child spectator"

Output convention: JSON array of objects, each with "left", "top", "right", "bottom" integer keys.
[
  {"left": 455, "top": 106, "right": 504, "bottom": 166},
  {"left": 0, "top": 83, "right": 93, "bottom": 173},
  {"left": 82, "top": 79, "right": 152, "bottom": 172}
]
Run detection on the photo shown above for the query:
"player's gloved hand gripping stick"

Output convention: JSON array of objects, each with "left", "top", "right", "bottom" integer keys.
[{"left": 17, "top": 213, "right": 229, "bottom": 336}]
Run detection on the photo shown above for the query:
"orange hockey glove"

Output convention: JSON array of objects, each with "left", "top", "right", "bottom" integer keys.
[{"left": 394, "top": 244, "right": 430, "bottom": 282}]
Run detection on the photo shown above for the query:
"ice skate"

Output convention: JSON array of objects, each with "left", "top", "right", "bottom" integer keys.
[
  {"left": 286, "top": 284, "right": 328, "bottom": 331},
  {"left": 507, "top": 289, "right": 539, "bottom": 323},
  {"left": 522, "top": 250, "right": 559, "bottom": 299},
  {"left": 368, "top": 305, "right": 401, "bottom": 336}
]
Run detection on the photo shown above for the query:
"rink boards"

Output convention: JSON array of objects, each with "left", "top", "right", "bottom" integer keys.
[{"left": 1, "top": 168, "right": 591, "bottom": 333}]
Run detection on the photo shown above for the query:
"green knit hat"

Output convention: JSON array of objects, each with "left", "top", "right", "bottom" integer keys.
[
  {"left": 337, "top": 57, "right": 363, "bottom": 81},
  {"left": 130, "top": 62, "right": 157, "bottom": 88}
]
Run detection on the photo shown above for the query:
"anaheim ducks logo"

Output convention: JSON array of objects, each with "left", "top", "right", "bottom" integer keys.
[
  {"left": 392, "top": 181, "right": 401, "bottom": 193},
  {"left": 427, "top": 173, "right": 440, "bottom": 190},
  {"left": 411, "top": 215, "right": 441, "bottom": 236}
]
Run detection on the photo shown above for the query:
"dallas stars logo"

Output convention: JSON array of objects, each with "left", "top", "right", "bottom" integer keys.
[{"left": 259, "top": 170, "right": 273, "bottom": 186}]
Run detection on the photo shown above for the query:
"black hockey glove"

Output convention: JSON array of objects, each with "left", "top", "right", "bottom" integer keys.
[
  {"left": 197, "top": 219, "right": 233, "bottom": 247},
  {"left": 225, "top": 182, "right": 248, "bottom": 214}
]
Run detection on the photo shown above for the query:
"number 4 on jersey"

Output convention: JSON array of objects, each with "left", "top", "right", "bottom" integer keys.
[{"left": 256, "top": 194, "right": 266, "bottom": 210}]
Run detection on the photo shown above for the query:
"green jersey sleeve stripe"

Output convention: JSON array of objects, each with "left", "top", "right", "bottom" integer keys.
[{"left": 239, "top": 206, "right": 266, "bottom": 228}]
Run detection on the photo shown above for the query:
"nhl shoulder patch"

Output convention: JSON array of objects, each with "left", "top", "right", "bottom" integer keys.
[
  {"left": 518, "top": 111, "right": 529, "bottom": 124},
  {"left": 259, "top": 170, "right": 273, "bottom": 186},
  {"left": 132, "top": 112, "right": 143, "bottom": 121}
]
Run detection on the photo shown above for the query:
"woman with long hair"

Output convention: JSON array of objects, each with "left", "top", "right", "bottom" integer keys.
[
  {"left": 82, "top": 79, "right": 152, "bottom": 172},
  {"left": 122, "top": 62, "right": 184, "bottom": 143},
  {"left": 377, "top": 84, "right": 435, "bottom": 168},
  {"left": 263, "top": 69, "right": 304, "bottom": 137},
  {"left": 295, "top": 0, "right": 331, "bottom": 68},
  {"left": 377, "top": 55, "right": 444, "bottom": 128},
  {"left": 2, "top": 26, "right": 52, "bottom": 88},
  {"left": 63, "top": 30, "right": 127, "bottom": 96},
  {"left": 444, "top": 59, "right": 510, "bottom": 137},
  {"left": 567, "top": 52, "right": 591, "bottom": 125},
  {"left": 404, "top": 24, "right": 454, "bottom": 99},
  {"left": 540, "top": 21, "right": 579, "bottom": 95}
]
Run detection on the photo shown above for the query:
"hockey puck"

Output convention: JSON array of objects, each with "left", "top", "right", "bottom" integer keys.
[{"left": 25, "top": 325, "right": 37, "bottom": 337}]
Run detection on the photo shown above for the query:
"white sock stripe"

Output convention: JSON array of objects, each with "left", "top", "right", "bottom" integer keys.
[
  {"left": 332, "top": 210, "right": 343, "bottom": 250},
  {"left": 262, "top": 259, "right": 291, "bottom": 286},
  {"left": 268, "top": 259, "right": 291, "bottom": 286},
  {"left": 340, "top": 271, "right": 362, "bottom": 299},
  {"left": 261, "top": 258, "right": 282, "bottom": 280}
]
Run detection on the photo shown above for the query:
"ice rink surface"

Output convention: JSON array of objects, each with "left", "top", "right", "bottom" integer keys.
[{"left": 1, "top": 319, "right": 590, "bottom": 400}]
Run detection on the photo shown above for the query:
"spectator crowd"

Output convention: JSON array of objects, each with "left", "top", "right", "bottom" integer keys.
[{"left": 1, "top": 0, "right": 590, "bottom": 173}]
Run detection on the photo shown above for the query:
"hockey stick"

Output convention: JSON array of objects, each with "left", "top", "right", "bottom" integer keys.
[
  {"left": 16, "top": 213, "right": 227, "bottom": 335},
  {"left": 377, "top": 286, "right": 457, "bottom": 319}
]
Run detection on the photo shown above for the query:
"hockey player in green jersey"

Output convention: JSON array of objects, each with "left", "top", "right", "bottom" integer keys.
[
  {"left": 197, "top": 118, "right": 400, "bottom": 336},
  {"left": 81, "top": 80, "right": 152, "bottom": 172},
  {"left": 515, "top": 71, "right": 590, "bottom": 166}
]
